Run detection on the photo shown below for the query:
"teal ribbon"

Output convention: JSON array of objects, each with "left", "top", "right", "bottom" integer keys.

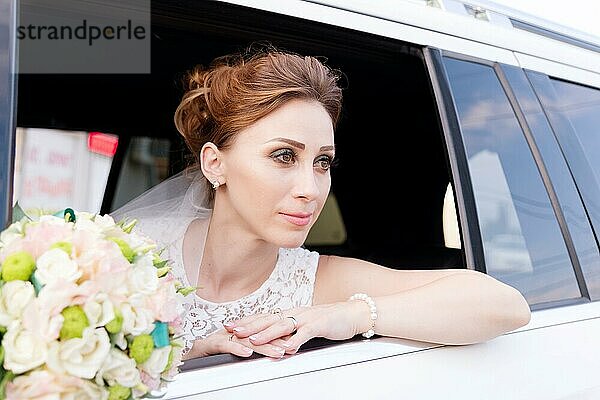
[{"left": 151, "top": 322, "right": 170, "bottom": 348}]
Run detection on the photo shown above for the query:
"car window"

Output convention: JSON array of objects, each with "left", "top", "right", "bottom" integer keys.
[
  {"left": 526, "top": 73, "right": 600, "bottom": 261},
  {"left": 110, "top": 137, "right": 172, "bottom": 212},
  {"left": 12, "top": 127, "right": 117, "bottom": 215},
  {"left": 500, "top": 66, "right": 600, "bottom": 300},
  {"left": 442, "top": 57, "right": 581, "bottom": 306}
]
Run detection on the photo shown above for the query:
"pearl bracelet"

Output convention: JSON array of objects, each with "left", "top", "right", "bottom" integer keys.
[{"left": 348, "top": 293, "right": 377, "bottom": 338}]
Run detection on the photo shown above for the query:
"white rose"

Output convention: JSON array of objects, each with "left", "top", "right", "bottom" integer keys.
[
  {"left": 34, "top": 248, "right": 82, "bottom": 286},
  {"left": 38, "top": 215, "right": 67, "bottom": 225},
  {"left": 127, "top": 258, "right": 159, "bottom": 295},
  {"left": 3, "top": 321, "right": 47, "bottom": 374},
  {"left": 83, "top": 293, "right": 115, "bottom": 328},
  {"left": 47, "top": 327, "right": 111, "bottom": 379},
  {"left": 63, "top": 379, "right": 108, "bottom": 400},
  {"left": 93, "top": 214, "right": 116, "bottom": 229},
  {"left": 121, "top": 295, "right": 154, "bottom": 336},
  {"left": 96, "top": 348, "right": 141, "bottom": 388},
  {"left": 111, "top": 331, "right": 128, "bottom": 351},
  {"left": 0, "top": 281, "right": 35, "bottom": 327},
  {"left": 73, "top": 217, "right": 103, "bottom": 235},
  {"left": 0, "top": 219, "right": 27, "bottom": 249},
  {"left": 140, "top": 346, "right": 172, "bottom": 379}
]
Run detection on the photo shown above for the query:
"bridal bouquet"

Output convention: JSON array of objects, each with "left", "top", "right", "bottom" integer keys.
[{"left": 0, "top": 207, "right": 193, "bottom": 400}]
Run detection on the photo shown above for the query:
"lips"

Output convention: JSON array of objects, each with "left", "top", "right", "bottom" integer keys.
[{"left": 279, "top": 212, "right": 313, "bottom": 227}]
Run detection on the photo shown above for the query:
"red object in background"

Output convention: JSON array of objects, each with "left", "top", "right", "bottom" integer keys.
[{"left": 88, "top": 132, "right": 119, "bottom": 157}]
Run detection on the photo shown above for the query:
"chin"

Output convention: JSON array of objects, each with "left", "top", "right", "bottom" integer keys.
[{"left": 271, "top": 230, "right": 309, "bottom": 249}]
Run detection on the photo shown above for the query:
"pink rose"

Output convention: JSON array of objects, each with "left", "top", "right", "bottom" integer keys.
[
  {"left": 0, "top": 218, "right": 73, "bottom": 262},
  {"left": 147, "top": 277, "right": 180, "bottom": 323}
]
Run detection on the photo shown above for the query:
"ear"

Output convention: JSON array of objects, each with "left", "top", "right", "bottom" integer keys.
[{"left": 199, "top": 142, "right": 226, "bottom": 184}]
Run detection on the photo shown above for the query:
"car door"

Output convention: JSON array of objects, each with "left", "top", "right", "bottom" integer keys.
[
  {"left": 0, "top": 0, "right": 18, "bottom": 228},
  {"left": 162, "top": 46, "right": 600, "bottom": 399}
]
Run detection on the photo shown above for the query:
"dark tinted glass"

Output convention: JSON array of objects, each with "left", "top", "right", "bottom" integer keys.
[{"left": 443, "top": 57, "right": 580, "bottom": 305}]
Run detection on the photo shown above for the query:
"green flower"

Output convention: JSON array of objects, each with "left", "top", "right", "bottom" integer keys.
[
  {"left": 105, "top": 308, "right": 123, "bottom": 334},
  {"left": 1, "top": 251, "right": 36, "bottom": 281},
  {"left": 60, "top": 305, "right": 89, "bottom": 340},
  {"left": 50, "top": 241, "right": 72, "bottom": 255},
  {"left": 129, "top": 334, "right": 154, "bottom": 364},
  {"left": 108, "top": 384, "right": 131, "bottom": 400},
  {"left": 107, "top": 237, "right": 135, "bottom": 263}
]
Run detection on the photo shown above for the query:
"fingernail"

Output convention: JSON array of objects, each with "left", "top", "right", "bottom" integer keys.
[
  {"left": 281, "top": 342, "right": 291, "bottom": 348},
  {"left": 242, "top": 347, "right": 253, "bottom": 354},
  {"left": 272, "top": 346, "right": 284, "bottom": 353},
  {"left": 249, "top": 334, "right": 259, "bottom": 341},
  {"left": 233, "top": 327, "right": 245, "bottom": 333},
  {"left": 223, "top": 321, "right": 234, "bottom": 328}
]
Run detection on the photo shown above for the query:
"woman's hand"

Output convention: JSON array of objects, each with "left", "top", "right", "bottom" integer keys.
[
  {"left": 186, "top": 328, "right": 294, "bottom": 360},
  {"left": 224, "top": 302, "right": 370, "bottom": 355}
]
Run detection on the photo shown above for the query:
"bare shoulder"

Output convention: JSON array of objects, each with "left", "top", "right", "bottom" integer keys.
[{"left": 312, "top": 254, "right": 477, "bottom": 305}]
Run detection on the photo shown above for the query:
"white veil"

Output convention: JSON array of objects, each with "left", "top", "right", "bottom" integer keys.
[
  {"left": 110, "top": 165, "right": 212, "bottom": 223},
  {"left": 109, "top": 165, "right": 213, "bottom": 286}
]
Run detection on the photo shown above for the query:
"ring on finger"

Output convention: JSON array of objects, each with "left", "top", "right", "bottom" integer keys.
[{"left": 286, "top": 316, "right": 298, "bottom": 333}]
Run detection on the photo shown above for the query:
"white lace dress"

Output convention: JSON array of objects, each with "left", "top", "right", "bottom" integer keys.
[{"left": 138, "top": 216, "right": 321, "bottom": 355}]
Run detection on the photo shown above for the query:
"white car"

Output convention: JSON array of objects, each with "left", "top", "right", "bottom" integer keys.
[{"left": 2, "top": 0, "right": 600, "bottom": 398}]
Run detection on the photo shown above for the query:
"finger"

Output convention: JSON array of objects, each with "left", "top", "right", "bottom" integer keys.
[
  {"left": 269, "top": 337, "right": 293, "bottom": 351},
  {"left": 237, "top": 337, "right": 286, "bottom": 359},
  {"left": 232, "top": 313, "right": 282, "bottom": 338},
  {"left": 225, "top": 341, "right": 255, "bottom": 358},
  {"left": 215, "top": 333, "right": 254, "bottom": 358},
  {"left": 282, "top": 325, "right": 315, "bottom": 354},
  {"left": 248, "top": 317, "right": 298, "bottom": 345},
  {"left": 223, "top": 313, "right": 266, "bottom": 332}
]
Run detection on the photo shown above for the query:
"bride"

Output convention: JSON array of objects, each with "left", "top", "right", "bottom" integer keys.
[{"left": 111, "top": 46, "right": 531, "bottom": 360}]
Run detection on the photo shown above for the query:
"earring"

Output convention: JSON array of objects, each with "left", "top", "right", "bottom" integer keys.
[{"left": 212, "top": 179, "right": 220, "bottom": 190}]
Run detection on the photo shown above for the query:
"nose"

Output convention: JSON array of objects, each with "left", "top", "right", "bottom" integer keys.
[{"left": 292, "top": 165, "right": 322, "bottom": 201}]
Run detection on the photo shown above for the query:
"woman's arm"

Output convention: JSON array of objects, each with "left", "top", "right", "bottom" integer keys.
[
  {"left": 227, "top": 255, "right": 531, "bottom": 351},
  {"left": 316, "top": 255, "right": 531, "bottom": 345}
]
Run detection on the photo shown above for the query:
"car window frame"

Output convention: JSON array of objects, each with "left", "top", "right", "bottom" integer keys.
[
  {"left": 0, "top": 0, "right": 18, "bottom": 229},
  {"left": 502, "top": 66, "right": 600, "bottom": 302},
  {"left": 427, "top": 48, "right": 592, "bottom": 311}
]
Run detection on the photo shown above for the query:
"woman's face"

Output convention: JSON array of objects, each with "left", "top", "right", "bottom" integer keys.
[{"left": 220, "top": 99, "right": 335, "bottom": 248}]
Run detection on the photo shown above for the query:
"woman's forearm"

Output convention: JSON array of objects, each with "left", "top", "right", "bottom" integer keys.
[{"left": 350, "top": 271, "right": 531, "bottom": 345}]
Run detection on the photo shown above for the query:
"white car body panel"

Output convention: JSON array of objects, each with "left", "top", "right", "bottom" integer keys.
[
  {"left": 165, "top": 302, "right": 600, "bottom": 398},
  {"left": 222, "top": 0, "right": 600, "bottom": 88}
]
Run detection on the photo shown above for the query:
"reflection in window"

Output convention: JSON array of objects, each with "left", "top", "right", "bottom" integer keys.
[
  {"left": 111, "top": 137, "right": 171, "bottom": 212},
  {"left": 528, "top": 75, "right": 600, "bottom": 250},
  {"left": 443, "top": 58, "right": 580, "bottom": 305}
]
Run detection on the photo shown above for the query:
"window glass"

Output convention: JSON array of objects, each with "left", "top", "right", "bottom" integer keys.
[
  {"left": 502, "top": 66, "right": 600, "bottom": 299},
  {"left": 13, "top": 127, "right": 117, "bottom": 214},
  {"left": 443, "top": 57, "right": 580, "bottom": 305},
  {"left": 110, "top": 137, "right": 171, "bottom": 212},
  {"left": 527, "top": 72, "right": 600, "bottom": 255}
]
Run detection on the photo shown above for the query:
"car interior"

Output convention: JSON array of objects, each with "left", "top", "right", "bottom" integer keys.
[{"left": 15, "top": 0, "right": 466, "bottom": 364}]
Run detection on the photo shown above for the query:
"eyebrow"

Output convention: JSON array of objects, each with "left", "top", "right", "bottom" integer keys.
[{"left": 267, "top": 137, "right": 335, "bottom": 152}]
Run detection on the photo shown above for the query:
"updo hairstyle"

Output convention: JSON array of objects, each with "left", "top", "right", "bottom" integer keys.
[{"left": 173, "top": 46, "right": 344, "bottom": 176}]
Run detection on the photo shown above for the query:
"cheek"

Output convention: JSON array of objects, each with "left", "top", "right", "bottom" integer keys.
[{"left": 228, "top": 163, "right": 287, "bottom": 210}]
